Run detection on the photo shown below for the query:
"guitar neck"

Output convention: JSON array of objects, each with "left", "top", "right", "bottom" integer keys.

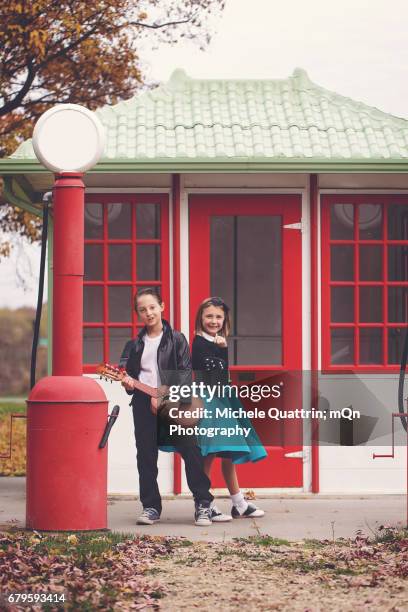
[
  {"left": 97, "top": 363, "right": 163, "bottom": 398},
  {"left": 131, "top": 378, "right": 160, "bottom": 398}
]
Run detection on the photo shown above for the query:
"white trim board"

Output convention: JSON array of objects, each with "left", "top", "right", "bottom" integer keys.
[
  {"left": 302, "top": 187, "right": 312, "bottom": 492},
  {"left": 179, "top": 175, "right": 190, "bottom": 340}
]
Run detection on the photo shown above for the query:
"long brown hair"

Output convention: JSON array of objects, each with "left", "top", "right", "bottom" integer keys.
[{"left": 194, "top": 297, "right": 231, "bottom": 337}]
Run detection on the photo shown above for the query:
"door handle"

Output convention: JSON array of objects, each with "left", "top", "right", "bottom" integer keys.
[{"left": 284, "top": 450, "right": 309, "bottom": 462}]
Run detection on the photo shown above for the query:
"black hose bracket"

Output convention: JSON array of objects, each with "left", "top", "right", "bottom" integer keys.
[{"left": 99, "top": 405, "right": 120, "bottom": 449}]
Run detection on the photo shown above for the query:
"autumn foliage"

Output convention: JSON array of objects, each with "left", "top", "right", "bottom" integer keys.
[{"left": 0, "top": 0, "right": 224, "bottom": 243}]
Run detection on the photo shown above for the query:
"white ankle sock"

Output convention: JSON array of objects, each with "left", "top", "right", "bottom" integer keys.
[{"left": 231, "top": 491, "right": 248, "bottom": 513}]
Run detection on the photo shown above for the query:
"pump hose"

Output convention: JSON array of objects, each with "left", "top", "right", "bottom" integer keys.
[{"left": 30, "top": 193, "right": 51, "bottom": 390}]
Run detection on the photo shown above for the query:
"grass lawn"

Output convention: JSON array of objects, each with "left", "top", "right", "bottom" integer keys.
[
  {"left": 0, "top": 401, "right": 26, "bottom": 476},
  {"left": 0, "top": 401, "right": 26, "bottom": 415}
]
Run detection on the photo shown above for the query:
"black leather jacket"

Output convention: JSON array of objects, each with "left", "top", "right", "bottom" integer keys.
[{"left": 120, "top": 320, "right": 192, "bottom": 403}]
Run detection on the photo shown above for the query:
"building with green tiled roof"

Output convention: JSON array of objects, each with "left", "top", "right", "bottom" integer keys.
[{"left": 2, "top": 68, "right": 408, "bottom": 498}]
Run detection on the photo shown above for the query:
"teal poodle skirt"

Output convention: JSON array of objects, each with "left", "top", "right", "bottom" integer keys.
[
  {"left": 197, "top": 393, "right": 267, "bottom": 464},
  {"left": 158, "top": 394, "right": 267, "bottom": 463}
]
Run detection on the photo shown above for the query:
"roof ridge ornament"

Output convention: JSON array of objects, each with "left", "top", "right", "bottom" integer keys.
[
  {"left": 168, "top": 68, "right": 190, "bottom": 91},
  {"left": 292, "top": 67, "right": 313, "bottom": 89}
]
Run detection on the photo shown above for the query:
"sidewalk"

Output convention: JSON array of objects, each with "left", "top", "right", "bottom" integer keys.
[{"left": 1, "top": 477, "right": 406, "bottom": 541}]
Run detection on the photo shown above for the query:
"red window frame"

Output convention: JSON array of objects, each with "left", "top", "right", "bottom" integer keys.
[
  {"left": 83, "top": 193, "right": 170, "bottom": 373},
  {"left": 321, "top": 194, "right": 408, "bottom": 372}
]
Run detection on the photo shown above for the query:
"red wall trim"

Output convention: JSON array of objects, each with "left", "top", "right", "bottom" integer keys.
[
  {"left": 310, "top": 174, "right": 320, "bottom": 493},
  {"left": 172, "top": 174, "right": 182, "bottom": 495}
]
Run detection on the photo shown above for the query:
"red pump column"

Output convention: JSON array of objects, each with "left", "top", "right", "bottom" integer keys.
[
  {"left": 26, "top": 172, "right": 108, "bottom": 531},
  {"left": 52, "top": 173, "right": 85, "bottom": 376}
]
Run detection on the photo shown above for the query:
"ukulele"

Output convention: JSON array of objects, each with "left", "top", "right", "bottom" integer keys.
[
  {"left": 96, "top": 363, "right": 200, "bottom": 427},
  {"left": 96, "top": 363, "right": 162, "bottom": 398}
]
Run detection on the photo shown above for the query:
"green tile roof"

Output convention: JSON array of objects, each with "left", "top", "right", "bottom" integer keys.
[{"left": 10, "top": 68, "right": 408, "bottom": 162}]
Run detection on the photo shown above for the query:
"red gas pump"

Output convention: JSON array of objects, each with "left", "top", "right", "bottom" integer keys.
[
  {"left": 27, "top": 107, "right": 108, "bottom": 531},
  {"left": 26, "top": 376, "right": 108, "bottom": 531}
]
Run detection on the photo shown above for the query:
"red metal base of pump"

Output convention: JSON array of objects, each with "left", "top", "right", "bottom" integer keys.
[{"left": 26, "top": 376, "right": 108, "bottom": 531}]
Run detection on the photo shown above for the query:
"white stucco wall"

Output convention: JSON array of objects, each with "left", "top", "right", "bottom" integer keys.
[{"left": 88, "top": 376, "right": 174, "bottom": 495}]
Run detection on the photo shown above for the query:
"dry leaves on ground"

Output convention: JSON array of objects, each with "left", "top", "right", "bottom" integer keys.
[{"left": 0, "top": 531, "right": 173, "bottom": 611}]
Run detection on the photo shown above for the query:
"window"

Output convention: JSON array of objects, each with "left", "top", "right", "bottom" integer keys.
[
  {"left": 83, "top": 194, "right": 169, "bottom": 371},
  {"left": 322, "top": 196, "right": 408, "bottom": 370},
  {"left": 210, "top": 215, "right": 282, "bottom": 365}
]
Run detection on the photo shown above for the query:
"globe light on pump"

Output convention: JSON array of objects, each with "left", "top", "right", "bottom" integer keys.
[{"left": 32, "top": 104, "right": 105, "bottom": 173}]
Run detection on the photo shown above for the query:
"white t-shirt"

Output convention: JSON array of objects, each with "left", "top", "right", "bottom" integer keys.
[{"left": 139, "top": 332, "right": 163, "bottom": 388}]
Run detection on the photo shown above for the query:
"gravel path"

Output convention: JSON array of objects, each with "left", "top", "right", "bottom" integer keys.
[{"left": 151, "top": 536, "right": 408, "bottom": 612}]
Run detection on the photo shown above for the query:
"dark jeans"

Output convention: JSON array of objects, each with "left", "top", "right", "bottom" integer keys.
[{"left": 132, "top": 390, "right": 213, "bottom": 514}]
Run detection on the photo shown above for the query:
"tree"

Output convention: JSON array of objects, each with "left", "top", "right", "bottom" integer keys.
[
  {"left": 0, "top": 305, "right": 48, "bottom": 395},
  {"left": 0, "top": 0, "right": 225, "bottom": 247}
]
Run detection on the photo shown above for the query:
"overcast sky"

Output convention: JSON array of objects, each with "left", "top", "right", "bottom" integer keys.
[
  {"left": 142, "top": 0, "right": 408, "bottom": 119},
  {"left": 1, "top": 0, "right": 407, "bottom": 308}
]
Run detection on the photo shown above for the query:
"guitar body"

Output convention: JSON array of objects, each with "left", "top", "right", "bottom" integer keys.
[{"left": 157, "top": 396, "right": 202, "bottom": 428}]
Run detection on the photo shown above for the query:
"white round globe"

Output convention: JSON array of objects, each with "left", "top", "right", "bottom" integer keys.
[{"left": 32, "top": 104, "right": 105, "bottom": 173}]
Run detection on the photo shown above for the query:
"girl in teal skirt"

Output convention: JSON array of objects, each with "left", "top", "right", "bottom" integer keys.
[{"left": 192, "top": 297, "right": 266, "bottom": 521}]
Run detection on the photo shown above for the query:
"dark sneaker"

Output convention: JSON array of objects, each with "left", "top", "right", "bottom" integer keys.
[
  {"left": 194, "top": 500, "right": 212, "bottom": 526},
  {"left": 210, "top": 505, "right": 232, "bottom": 522},
  {"left": 231, "top": 503, "right": 265, "bottom": 519},
  {"left": 137, "top": 507, "right": 160, "bottom": 525}
]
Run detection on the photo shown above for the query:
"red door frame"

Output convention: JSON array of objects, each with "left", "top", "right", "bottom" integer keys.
[{"left": 189, "top": 194, "right": 303, "bottom": 488}]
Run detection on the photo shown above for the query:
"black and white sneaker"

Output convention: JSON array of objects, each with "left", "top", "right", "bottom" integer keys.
[
  {"left": 137, "top": 507, "right": 160, "bottom": 525},
  {"left": 194, "top": 500, "right": 212, "bottom": 526},
  {"left": 231, "top": 503, "right": 265, "bottom": 519},
  {"left": 210, "top": 505, "right": 232, "bottom": 522}
]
